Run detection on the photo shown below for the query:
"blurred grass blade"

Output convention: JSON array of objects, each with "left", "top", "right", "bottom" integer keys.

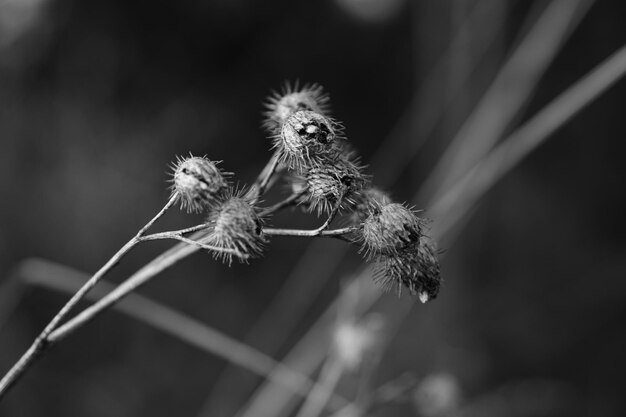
[
  {"left": 16, "top": 258, "right": 347, "bottom": 405},
  {"left": 235, "top": 273, "right": 381, "bottom": 417},
  {"left": 419, "top": 0, "right": 595, "bottom": 205},
  {"left": 430, "top": 43, "right": 626, "bottom": 239},
  {"left": 371, "top": 0, "right": 507, "bottom": 186}
]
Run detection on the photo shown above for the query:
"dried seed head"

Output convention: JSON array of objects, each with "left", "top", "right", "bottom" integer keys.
[
  {"left": 361, "top": 203, "right": 423, "bottom": 259},
  {"left": 170, "top": 156, "right": 229, "bottom": 212},
  {"left": 374, "top": 235, "right": 441, "bottom": 300},
  {"left": 205, "top": 194, "right": 265, "bottom": 265},
  {"left": 275, "top": 110, "right": 342, "bottom": 172},
  {"left": 295, "top": 155, "right": 369, "bottom": 216},
  {"left": 263, "top": 82, "right": 330, "bottom": 133},
  {"left": 350, "top": 187, "right": 392, "bottom": 222}
]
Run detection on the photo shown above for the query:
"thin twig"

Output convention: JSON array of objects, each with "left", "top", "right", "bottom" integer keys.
[
  {"left": 139, "top": 233, "right": 247, "bottom": 260},
  {"left": 248, "top": 149, "right": 281, "bottom": 203},
  {"left": 150, "top": 222, "right": 212, "bottom": 236},
  {"left": 137, "top": 194, "right": 178, "bottom": 236},
  {"left": 259, "top": 190, "right": 305, "bottom": 217},
  {"left": 0, "top": 194, "right": 178, "bottom": 399},
  {"left": 262, "top": 227, "right": 357, "bottom": 239},
  {"left": 16, "top": 258, "right": 348, "bottom": 406}
]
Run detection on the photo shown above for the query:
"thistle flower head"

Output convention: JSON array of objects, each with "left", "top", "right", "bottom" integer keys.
[
  {"left": 170, "top": 155, "right": 229, "bottom": 212},
  {"left": 275, "top": 110, "right": 343, "bottom": 172},
  {"left": 350, "top": 187, "right": 392, "bottom": 222},
  {"left": 295, "top": 154, "right": 369, "bottom": 216},
  {"left": 361, "top": 202, "right": 423, "bottom": 259},
  {"left": 205, "top": 192, "right": 265, "bottom": 265},
  {"left": 374, "top": 235, "right": 441, "bottom": 301},
  {"left": 263, "top": 82, "right": 330, "bottom": 133}
]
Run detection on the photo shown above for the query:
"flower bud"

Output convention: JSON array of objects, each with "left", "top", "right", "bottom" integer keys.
[
  {"left": 205, "top": 194, "right": 265, "bottom": 265},
  {"left": 361, "top": 203, "right": 423, "bottom": 259},
  {"left": 375, "top": 235, "right": 441, "bottom": 300},
  {"left": 170, "top": 156, "right": 229, "bottom": 212},
  {"left": 295, "top": 154, "right": 368, "bottom": 216},
  {"left": 350, "top": 187, "right": 392, "bottom": 222},
  {"left": 263, "top": 83, "right": 330, "bottom": 133},
  {"left": 276, "top": 110, "right": 341, "bottom": 171}
]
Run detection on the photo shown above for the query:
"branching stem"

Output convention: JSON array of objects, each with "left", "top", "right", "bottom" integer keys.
[
  {"left": 248, "top": 149, "right": 281, "bottom": 202},
  {"left": 140, "top": 233, "right": 247, "bottom": 260},
  {"left": 0, "top": 194, "right": 178, "bottom": 399},
  {"left": 259, "top": 190, "right": 305, "bottom": 217}
]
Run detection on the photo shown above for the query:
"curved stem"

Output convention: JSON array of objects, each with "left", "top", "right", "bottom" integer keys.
[
  {"left": 0, "top": 195, "right": 178, "bottom": 399},
  {"left": 139, "top": 233, "right": 247, "bottom": 260},
  {"left": 248, "top": 150, "right": 281, "bottom": 203}
]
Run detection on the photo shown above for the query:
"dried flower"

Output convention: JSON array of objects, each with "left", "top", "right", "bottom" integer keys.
[
  {"left": 204, "top": 192, "right": 265, "bottom": 265},
  {"left": 361, "top": 203, "right": 423, "bottom": 259},
  {"left": 374, "top": 235, "right": 441, "bottom": 300},
  {"left": 294, "top": 154, "right": 369, "bottom": 216},
  {"left": 263, "top": 82, "right": 330, "bottom": 133},
  {"left": 275, "top": 110, "right": 343, "bottom": 172},
  {"left": 350, "top": 186, "right": 392, "bottom": 222},
  {"left": 170, "top": 155, "right": 230, "bottom": 212}
]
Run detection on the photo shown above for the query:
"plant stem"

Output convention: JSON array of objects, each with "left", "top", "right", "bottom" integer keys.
[
  {"left": 0, "top": 195, "right": 177, "bottom": 399},
  {"left": 248, "top": 150, "right": 281, "bottom": 202},
  {"left": 18, "top": 259, "right": 349, "bottom": 405},
  {"left": 259, "top": 191, "right": 305, "bottom": 217},
  {"left": 139, "top": 233, "right": 248, "bottom": 260},
  {"left": 262, "top": 227, "right": 357, "bottom": 239}
]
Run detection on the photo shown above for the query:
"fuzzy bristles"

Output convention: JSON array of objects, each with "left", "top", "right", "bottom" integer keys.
[
  {"left": 204, "top": 192, "right": 266, "bottom": 265},
  {"left": 294, "top": 153, "right": 369, "bottom": 216},
  {"left": 273, "top": 110, "right": 345, "bottom": 172},
  {"left": 170, "top": 155, "right": 230, "bottom": 213},
  {"left": 360, "top": 203, "right": 423, "bottom": 260},
  {"left": 263, "top": 82, "right": 331, "bottom": 133},
  {"left": 372, "top": 235, "right": 441, "bottom": 301},
  {"left": 350, "top": 187, "right": 392, "bottom": 222}
]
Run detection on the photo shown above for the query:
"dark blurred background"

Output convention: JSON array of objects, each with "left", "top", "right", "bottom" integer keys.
[{"left": 1, "top": 0, "right": 625, "bottom": 416}]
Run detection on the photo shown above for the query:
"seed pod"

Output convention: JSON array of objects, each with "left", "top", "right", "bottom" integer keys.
[
  {"left": 350, "top": 187, "right": 392, "bottom": 222},
  {"left": 263, "top": 82, "right": 330, "bottom": 133},
  {"left": 361, "top": 203, "right": 423, "bottom": 259},
  {"left": 170, "top": 156, "right": 229, "bottom": 212},
  {"left": 205, "top": 193, "right": 265, "bottom": 265},
  {"left": 374, "top": 235, "right": 441, "bottom": 301},
  {"left": 275, "top": 110, "right": 343, "bottom": 172},
  {"left": 295, "top": 154, "right": 369, "bottom": 216}
]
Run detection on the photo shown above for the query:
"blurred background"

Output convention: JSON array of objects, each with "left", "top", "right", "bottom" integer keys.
[{"left": 1, "top": 0, "right": 625, "bottom": 416}]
